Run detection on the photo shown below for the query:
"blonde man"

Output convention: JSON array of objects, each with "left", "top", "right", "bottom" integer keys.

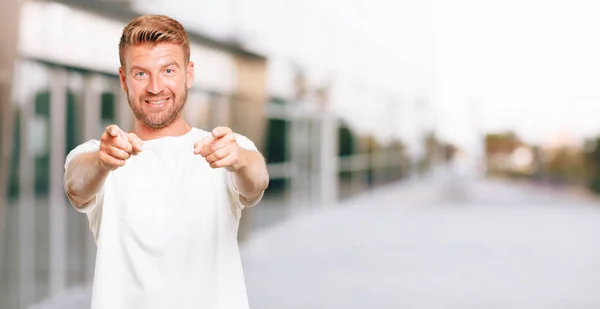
[{"left": 64, "top": 15, "right": 269, "bottom": 309}]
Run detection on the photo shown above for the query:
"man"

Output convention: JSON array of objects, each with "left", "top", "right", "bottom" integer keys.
[{"left": 63, "top": 15, "right": 269, "bottom": 309}]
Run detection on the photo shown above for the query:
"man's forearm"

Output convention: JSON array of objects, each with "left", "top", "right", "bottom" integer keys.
[
  {"left": 233, "top": 149, "right": 269, "bottom": 200},
  {"left": 64, "top": 151, "right": 110, "bottom": 208}
]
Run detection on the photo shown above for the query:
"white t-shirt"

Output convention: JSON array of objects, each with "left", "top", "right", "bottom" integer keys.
[{"left": 64, "top": 127, "right": 262, "bottom": 309}]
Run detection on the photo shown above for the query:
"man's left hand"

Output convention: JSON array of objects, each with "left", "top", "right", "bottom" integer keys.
[{"left": 193, "top": 126, "right": 247, "bottom": 172}]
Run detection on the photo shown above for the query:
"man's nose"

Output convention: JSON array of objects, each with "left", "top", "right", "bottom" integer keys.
[{"left": 146, "top": 75, "right": 164, "bottom": 94}]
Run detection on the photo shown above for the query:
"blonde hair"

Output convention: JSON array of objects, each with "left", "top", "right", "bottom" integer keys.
[{"left": 119, "top": 14, "right": 190, "bottom": 68}]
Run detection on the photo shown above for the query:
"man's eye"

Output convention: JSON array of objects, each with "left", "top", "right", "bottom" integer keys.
[
  {"left": 166, "top": 69, "right": 174, "bottom": 74},
  {"left": 136, "top": 72, "right": 145, "bottom": 77}
]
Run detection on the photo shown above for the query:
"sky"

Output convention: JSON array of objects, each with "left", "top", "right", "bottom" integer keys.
[
  {"left": 134, "top": 0, "right": 600, "bottom": 154},
  {"left": 434, "top": 0, "right": 600, "bottom": 151}
]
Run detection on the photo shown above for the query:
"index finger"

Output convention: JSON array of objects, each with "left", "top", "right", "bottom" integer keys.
[
  {"left": 105, "top": 125, "right": 121, "bottom": 138},
  {"left": 211, "top": 126, "right": 232, "bottom": 139},
  {"left": 105, "top": 125, "right": 132, "bottom": 153}
]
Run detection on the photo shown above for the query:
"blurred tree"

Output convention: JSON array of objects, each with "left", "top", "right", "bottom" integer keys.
[
  {"left": 485, "top": 131, "right": 523, "bottom": 157},
  {"left": 363, "top": 135, "right": 382, "bottom": 154},
  {"left": 7, "top": 109, "right": 19, "bottom": 200},
  {"left": 34, "top": 91, "right": 50, "bottom": 196},
  {"left": 544, "top": 147, "right": 586, "bottom": 185},
  {"left": 336, "top": 122, "right": 356, "bottom": 195},
  {"left": 337, "top": 122, "right": 355, "bottom": 157},
  {"left": 263, "top": 117, "right": 288, "bottom": 193},
  {"left": 584, "top": 136, "right": 600, "bottom": 193},
  {"left": 484, "top": 131, "right": 524, "bottom": 176},
  {"left": 358, "top": 135, "right": 381, "bottom": 187},
  {"left": 264, "top": 119, "right": 288, "bottom": 163}
]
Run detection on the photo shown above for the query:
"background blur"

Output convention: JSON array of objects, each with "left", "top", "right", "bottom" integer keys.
[{"left": 3, "top": 0, "right": 600, "bottom": 308}]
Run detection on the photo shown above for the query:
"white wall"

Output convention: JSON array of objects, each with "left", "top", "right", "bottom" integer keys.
[{"left": 18, "top": 1, "right": 237, "bottom": 94}]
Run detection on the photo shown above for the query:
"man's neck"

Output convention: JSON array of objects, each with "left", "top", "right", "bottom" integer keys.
[{"left": 132, "top": 119, "right": 192, "bottom": 141}]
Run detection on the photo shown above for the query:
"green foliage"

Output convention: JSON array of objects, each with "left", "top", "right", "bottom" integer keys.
[
  {"left": 585, "top": 137, "right": 600, "bottom": 193},
  {"left": 338, "top": 124, "right": 355, "bottom": 157},
  {"left": 264, "top": 119, "right": 288, "bottom": 163}
]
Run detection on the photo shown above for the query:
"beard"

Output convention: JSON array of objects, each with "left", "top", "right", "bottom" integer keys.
[{"left": 128, "top": 87, "right": 188, "bottom": 130}]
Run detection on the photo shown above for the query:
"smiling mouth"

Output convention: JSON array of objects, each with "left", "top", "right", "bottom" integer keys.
[{"left": 145, "top": 97, "right": 170, "bottom": 105}]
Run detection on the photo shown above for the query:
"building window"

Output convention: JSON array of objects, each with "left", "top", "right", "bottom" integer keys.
[{"left": 100, "top": 92, "right": 116, "bottom": 130}]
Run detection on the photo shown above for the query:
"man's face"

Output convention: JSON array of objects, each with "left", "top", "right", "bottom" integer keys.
[{"left": 119, "top": 43, "right": 194, "bottom": 129}]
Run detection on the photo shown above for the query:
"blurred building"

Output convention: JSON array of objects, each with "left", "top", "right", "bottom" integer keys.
[{"left": 1, "top": 1, "right": 435, "bottom": 308}]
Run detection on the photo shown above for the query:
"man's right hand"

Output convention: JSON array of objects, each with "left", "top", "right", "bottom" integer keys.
[{"left": 98, "top": 125, "right": 143, "bottom": 171}]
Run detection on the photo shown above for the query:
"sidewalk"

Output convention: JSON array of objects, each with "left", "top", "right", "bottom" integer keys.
[
  {"left": 240, "top": 177, "right": 448, "bottom": 309},
  {"left": 240, "top": 175, "right": 600, "bottom": 309},
  {"left": 27, "top": 175, "right": 600, "bottom": 309},
  {"left": 25, "top": 177, "right": 442, "bottom": 309}
]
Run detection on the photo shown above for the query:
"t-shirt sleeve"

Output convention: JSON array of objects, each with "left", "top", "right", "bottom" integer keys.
[{"left": 226, "top": 133, "right": 265, "bottom": 210}]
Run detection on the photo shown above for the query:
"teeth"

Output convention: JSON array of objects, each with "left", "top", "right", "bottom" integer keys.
[{"left": 146, "top": 98, "right": 168, "bottom": 104}]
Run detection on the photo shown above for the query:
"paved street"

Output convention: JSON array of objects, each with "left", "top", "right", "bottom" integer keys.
[
  {"left": 18, "top": 170, "right": 600, "bottom": 309},
  {"left": 241, "top": 173, "right": 600, "bottom": 309}
]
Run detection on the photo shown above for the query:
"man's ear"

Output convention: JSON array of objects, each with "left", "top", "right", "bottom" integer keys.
[
  {"left": 186, "top": 61, "right": 195, "bottom": 89},
  {"left": 118, "top": 67, "right": 128, "bottom": 94}
]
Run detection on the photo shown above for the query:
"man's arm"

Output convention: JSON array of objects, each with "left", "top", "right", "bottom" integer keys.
[
  {"left": 65, "top": 125, "right": 142, "bottom": 210},
  {"left": 194, "top": 127, "right": 269, "bottom": 202},
  {"left": 231, "top": 148, "right": 269, "bottom": 201},
  {"left": 64, "top": 151, "right": 110, "bottom": 208}
]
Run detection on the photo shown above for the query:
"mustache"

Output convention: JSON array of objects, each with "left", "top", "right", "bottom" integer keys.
[{"left": 141, "top": 93, "right": 171, "bottom": 101}]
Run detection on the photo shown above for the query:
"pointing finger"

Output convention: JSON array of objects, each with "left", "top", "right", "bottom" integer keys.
[
  {"left": 106, "top": 125, "right": 121, "bottom": 138},
  {"left": 211, "top": 126, "right": 232, "bottom": 138}
]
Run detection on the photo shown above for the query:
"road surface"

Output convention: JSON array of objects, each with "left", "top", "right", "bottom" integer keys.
[
  {"left": 20, "top": 172, "right": 600, "bottom": 309},
  {"left": 242, "top": 174, "right": 600, "bottom": 309}
]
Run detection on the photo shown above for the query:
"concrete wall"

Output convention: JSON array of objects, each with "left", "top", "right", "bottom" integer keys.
[{"left": 231, "top": 55, "right": 268, "bottom": 150}]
